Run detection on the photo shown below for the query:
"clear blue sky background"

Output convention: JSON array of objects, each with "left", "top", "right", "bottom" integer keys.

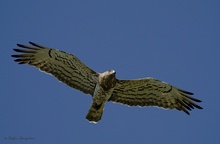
[{"left": 1, "top": 1, "right": 219, "bottom": 144}]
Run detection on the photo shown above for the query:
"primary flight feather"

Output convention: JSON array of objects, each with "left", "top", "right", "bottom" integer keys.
[{"left": 12, "top": 42, "right": 202, "bottom": 123}]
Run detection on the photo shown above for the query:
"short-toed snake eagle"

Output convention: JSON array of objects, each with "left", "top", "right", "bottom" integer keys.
[{"left": 12, "top": 42, "right": 202, "bottom": 123}]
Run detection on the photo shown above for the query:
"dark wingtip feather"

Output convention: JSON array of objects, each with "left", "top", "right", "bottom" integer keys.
[
  {"left": 14, "top": 59, "right": 23, "bottom": 62},
  {"left": 183, "top": 109, "right": 190, "bottom": 115},
  {"left": 17, "top": 43, "right": 27, "bottom": 48},
  {"left": 177, "top": 99, "right": 191, "bottom": 111},
  {"left": 184, "top": 95, "right": 202, "bottom": 103},
  {"left": 11, "top": 54, "right": 19, "bottom": 58},
  {"left": 194, "top": 105, "right": 203, "bottom": 110},
  {"left": 176, "top": 88, "right": 203, "bottom": 114},
  {"left": 29, "top": 41, "right": 35, "bottom": 45},
  {"left": 182, "top": 100, "right": 194, "bottom": 109},
  {"left": 179, "top": 89, "right": 194, "bottom": 95},
  {"left": 17, "top": 44, "right": 22, "bottom": 47},
  {"left": 18, "top": 61, "right": 27, "bottom": 64},
  {"left": 13, "top": 49, "right": 26, "bottom": 53},
  {"left": 29, "top": 41, "right": 44, "bottom": 48},
  {"left": 185, "top": 111, "right": 190, "bottom": 115}
]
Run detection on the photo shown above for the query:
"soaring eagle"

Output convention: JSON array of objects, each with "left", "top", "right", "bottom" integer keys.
[{"left": 12, "top": 42, "right": 202, "bottom": 123}]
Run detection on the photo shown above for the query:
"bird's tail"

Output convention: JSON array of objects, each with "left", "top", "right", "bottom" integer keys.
[{"left": 86, "top": 102, "right": 105, "bottom": 123}]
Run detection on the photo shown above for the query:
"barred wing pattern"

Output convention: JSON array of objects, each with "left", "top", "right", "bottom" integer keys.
[
  {"left": 12, "top": 42, "right": 98, "bottom": 95},
  {"left": 12, "top": 42, "right": 202, "bottom": 122},
  {"left": 110, "top": 78, "right": 202, "bottom": 114}
]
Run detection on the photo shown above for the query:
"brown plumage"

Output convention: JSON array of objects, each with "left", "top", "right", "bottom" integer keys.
[{"left": 12, "top": 42, "right": 203, "bottom": 123}]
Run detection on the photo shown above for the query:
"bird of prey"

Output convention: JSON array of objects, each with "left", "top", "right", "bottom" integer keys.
[{"left": 12, "top": 42, "right": 202, "bottom": 123}]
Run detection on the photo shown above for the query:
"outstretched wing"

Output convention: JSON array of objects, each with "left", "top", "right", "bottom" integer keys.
[
  {"left": 11, "top": 42, "right": 98, "bottom": 95},
  {"left": 109, "top": 78, "right": 202, "bottom": 114}
]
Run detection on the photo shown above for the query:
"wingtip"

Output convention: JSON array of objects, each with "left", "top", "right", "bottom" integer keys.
[
  {"left": 29, "top": 41, "right": 34, "bottom": 45},
  {"left": 13, "top": 48, "right": 22, "bottom": 52},
  {"left": 17, "top": 43, "right": 24, "bottom": 47},
  {"left": 184, "top": 109, "right": 190, "bottom": 115},
  {"left": 11, "top": 54, "right": 19, "bottom": 58},
  {"left": 196, "top": 99, "right": 202, "bottom": 103},
  {"left": 29, "top": 41, "right": 44, "bottom": 48},
  {"left": 180, "top": 89, "right": 194, "bottom": 95},
  {"left": 16, "top": 42, "right": 33, "bottom": 47},
  {"left": 195, "top": 105, "right": 203, "bottom": 110},
  {"left": 184, "top": 94, "right": 202, "bottom": 103}
]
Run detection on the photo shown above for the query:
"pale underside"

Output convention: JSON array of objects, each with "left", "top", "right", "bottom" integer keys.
[{"left": 12, "top": 42, "right": 202, "bottom": 123}]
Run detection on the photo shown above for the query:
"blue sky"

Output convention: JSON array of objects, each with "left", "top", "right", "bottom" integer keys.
[{"left": 1, "top": 1, "right": 220, "bottom": 144}]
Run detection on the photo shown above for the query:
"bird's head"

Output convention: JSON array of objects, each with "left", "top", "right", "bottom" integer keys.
[{"left": 99, "top": 70, "right": 117, "bottom": 90}]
